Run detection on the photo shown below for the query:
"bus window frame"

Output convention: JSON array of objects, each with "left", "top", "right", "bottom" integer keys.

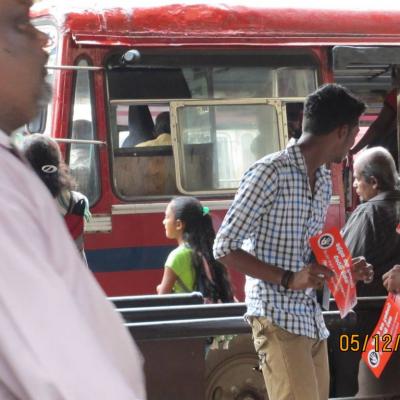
[
  {"left": 67, "top": 55, "right": 101, "bottom": 206},
  {"left": 170, "top": 98, "right": 288, "bottom": 196},
  {"left": 105, "top": 50, "right": 319, "bottom": 201},
  {"left": 109, "top": 97, "right": 310, "bottom": 199}
]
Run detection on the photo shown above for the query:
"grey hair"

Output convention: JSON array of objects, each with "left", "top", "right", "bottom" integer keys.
[{"left": 355, "top": 146, "right": 399, "bottom": 191}]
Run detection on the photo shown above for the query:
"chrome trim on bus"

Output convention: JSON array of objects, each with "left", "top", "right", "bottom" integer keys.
[
  {"left": 84, "top": 214, "right": 112, "bottom": 233},
  {"left": 330, "top": 195, "right": 341, "bottom": 205},
  {"left": 54, "top": 138, "right": 106, "bottom": 145},
  {"left": 46, "top": 65, "right": 104, "bottom": 71},
  {"left": 112, "top": 200, "right": 233, "bottom": 215}
]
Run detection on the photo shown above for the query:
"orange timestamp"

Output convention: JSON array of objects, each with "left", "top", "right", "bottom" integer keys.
[{"left": 339, "top": 334, "right": 400, "bottom": 352}]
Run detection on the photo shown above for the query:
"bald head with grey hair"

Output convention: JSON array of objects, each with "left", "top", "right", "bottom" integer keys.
[{"left": 354, "top": 147, "right": 399, "bottom": 192}]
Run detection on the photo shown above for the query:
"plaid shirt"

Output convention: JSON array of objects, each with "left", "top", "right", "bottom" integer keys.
[{"left": 214, "top": 144, "right": 331, "bottom": 339}]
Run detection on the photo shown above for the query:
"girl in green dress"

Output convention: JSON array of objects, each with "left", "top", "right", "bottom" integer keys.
[{"left": 157, "top": 196, "right": 233, "bottom": 303}]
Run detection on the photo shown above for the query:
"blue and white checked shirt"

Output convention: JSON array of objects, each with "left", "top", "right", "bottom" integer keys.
[{"left": 214, "top": 144, "right": 331, "bottom": 339}]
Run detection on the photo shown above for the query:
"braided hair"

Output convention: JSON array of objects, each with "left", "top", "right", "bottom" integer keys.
[{"left": 170, "top": 196, "right": 234, "bottom": 302}]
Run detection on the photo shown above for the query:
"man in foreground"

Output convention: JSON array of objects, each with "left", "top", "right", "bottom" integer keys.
[
  {"left": 214, "top": 84, "right": 373, "bottom": 400},
  {"left": 0, "top": 1, "right": 145, "bottom": 399}
]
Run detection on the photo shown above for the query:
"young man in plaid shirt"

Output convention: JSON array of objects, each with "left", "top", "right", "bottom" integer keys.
[{"left": 214, "top": 84, "right": 373, "bottom": 400}]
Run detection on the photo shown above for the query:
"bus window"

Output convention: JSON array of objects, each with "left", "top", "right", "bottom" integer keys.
[
  {"left": 106, "top": 52, "right": 316, "bottom": 199},
  {"left": 183, "top": 67, "right": 275, "bottom": 98},
  {"left": 286, "top": 102, "right": 304, "bottom": 140},
  {"left": 277, "top": 67, "right": 317, "bottom": 97},
  {"left": 68, "top": 58, "right": 100, "bottom": 205},
  {"left": 173, "top": 101, "right": 282, "bottom": 193},
  {"left": 111, "top": 102, "right": 178, "bottom": 198}
]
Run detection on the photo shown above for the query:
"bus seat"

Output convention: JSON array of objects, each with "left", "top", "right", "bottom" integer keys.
[
  {"left": 122, "top": 105, "right": 154, "bottom": 147},
  {"left": 114, "top": 153, "right": 178, "bottom": 197}
]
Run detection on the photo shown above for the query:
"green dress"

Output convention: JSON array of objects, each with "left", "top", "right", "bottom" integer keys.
[{"left": 165, "top": 245, "right": 195, "bottom": 293}]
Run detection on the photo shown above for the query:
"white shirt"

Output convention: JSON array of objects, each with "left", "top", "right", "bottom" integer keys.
[{"left": 0, "top": 131, "right": 146, "bottom": 399}]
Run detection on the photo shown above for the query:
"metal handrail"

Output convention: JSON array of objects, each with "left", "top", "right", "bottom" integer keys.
[
  {"left": 125, "top": 310, "right": 355, "bottom": 340},
  {"left": 119, "top": 303, "right": 247, "bottom": 322},
  {"left": 110, "top": 292, "right": 204, "bottom": 309}
]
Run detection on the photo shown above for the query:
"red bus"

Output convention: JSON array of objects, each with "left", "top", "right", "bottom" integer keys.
[{"left": 30, "top": 1, "right": 398, "bottom": 298}]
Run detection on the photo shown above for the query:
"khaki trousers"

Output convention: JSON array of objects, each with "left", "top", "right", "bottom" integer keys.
[{"left": 250, "top": 317, "right": 329, "bottom": 400}]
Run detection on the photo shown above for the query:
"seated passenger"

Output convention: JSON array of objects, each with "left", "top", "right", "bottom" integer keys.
[{"left": 136, "top": 111, "right": 171, "bottom": 147}]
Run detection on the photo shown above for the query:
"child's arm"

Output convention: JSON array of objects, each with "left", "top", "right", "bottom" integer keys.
[{"left": 156, "top": 267, "right": 177, "bottom": 294}]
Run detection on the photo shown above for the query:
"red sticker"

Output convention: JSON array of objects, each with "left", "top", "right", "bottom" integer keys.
[
  {"left": 362, "top": 294, "right": 400, "bottom": 378},
  {"left": 309, "top": 227, "right": 356, "bottom": 318},
  {"left": 396, "top": 223, "right": 400, "bottom": 235}
]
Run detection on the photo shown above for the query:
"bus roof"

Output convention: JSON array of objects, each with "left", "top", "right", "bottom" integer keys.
[{"left": 32, "top": 0, "right": 400, "bottom": 46}]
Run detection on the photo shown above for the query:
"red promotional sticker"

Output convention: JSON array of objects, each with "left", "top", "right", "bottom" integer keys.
[
  {"left": 309, "top": 227, "right": 356, "bottom": 318},
  {"left": 362, "top": 294, "right": 400, "bottom": 378}
]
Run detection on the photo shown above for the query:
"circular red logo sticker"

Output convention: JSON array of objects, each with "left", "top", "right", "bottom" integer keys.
[{"left": 318, "top": 233, "right": 334, "bottom": 250}]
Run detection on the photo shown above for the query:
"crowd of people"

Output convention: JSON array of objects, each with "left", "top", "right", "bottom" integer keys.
[{"left": 2, "top": 1, "right": 400, "bottom": 399}]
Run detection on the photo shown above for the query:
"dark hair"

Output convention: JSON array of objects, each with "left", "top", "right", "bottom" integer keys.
[
  {"left": 154, "top": 112, "right": 170, "bottom": 136},
  {"left": 356, "top": 146, "right": 399, "bottom": 191},
  {"left": 302, "top": 84, "right": 366, "bottom": 136},
  {"left": 23, "top": 134, "right": 75, "bottom": 197},
  {"left": 171, "top": 196, "right": 234, "bottom": 302}
]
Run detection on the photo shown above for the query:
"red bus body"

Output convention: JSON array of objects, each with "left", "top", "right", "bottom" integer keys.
[{"left": 31, "top": 1, "right": 400, "bottom": 298}]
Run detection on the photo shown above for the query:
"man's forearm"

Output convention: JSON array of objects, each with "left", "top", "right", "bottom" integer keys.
[{"left": 218, "top": 249, "right": 285, "bottom": 285}]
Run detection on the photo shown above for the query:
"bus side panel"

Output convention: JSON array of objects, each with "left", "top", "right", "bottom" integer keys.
[
  {"left": 93, "top": 270, "right": 162, "bottom": 296},
  {"left": 326, "top": 163, "right": 346, "bottom": 229},
  {"left": 85, "top": 210, "right": 246, "bottom": 298}
]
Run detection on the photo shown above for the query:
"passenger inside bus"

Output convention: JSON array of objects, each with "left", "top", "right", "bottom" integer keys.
[
  {"left": 114, "top": 107, "right": 177, "bottom": 197},
  {"left": 136, "top": 111, "right": 171, "bottom": 147},
  {"left": 121, "top": 105, "right": 155, "bottom": 147},
  {"left": 157, "top": 196, "right": 233, "bottom": 303}
]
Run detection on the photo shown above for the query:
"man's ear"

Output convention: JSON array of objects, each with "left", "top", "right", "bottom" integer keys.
[
  {"left": 370, "top": 176, "right": 379, "bottom": 189},
  {"left": 337, "top": 124, "right": 349, "bottom": 139}
]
